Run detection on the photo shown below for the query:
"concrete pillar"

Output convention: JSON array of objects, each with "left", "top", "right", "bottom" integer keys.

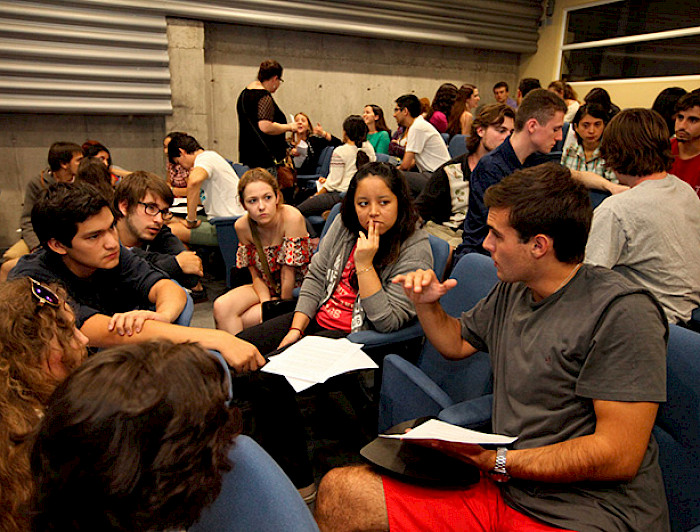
[{"left": 166, "top": 18, "right": 210, "bottom": 148}]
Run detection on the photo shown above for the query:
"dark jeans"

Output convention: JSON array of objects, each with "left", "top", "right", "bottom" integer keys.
[
  {"left": 236, "top": 313, "right": 352, "bottom": 488},
  {"left": 401, "top": 170, "right": 430, "bottom": 198},
  {"left": 296, "top": 191, "right": 343, "bottom": 218}
]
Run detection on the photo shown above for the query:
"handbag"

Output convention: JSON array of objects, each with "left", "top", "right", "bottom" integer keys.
[
  {"left": 275, "top": 153, "right": 298, "bottom": 190},
  {"left": 249, "top": 218, "right": 298, "bottom": 322}
]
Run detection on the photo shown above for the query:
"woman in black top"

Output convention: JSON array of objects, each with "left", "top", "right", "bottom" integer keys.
[{"left": 236, "top": 60, "right": 303, "bottom": 169}]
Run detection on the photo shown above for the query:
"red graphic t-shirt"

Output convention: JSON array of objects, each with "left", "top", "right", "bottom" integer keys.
[{"left": 316, "top": 246, "right": 359, "bottom": 332}]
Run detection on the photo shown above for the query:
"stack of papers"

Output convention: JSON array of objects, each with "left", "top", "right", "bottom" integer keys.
[
  {"left": 381, "top": 419, "right": 517, "bottom": 445},
  {"left": 261, "top": 336, "right": 378, "bottom": 392}
]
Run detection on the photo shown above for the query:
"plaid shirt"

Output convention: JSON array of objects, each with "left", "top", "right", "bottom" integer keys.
[
  {"left": 167, "top": 161, "right": 189, "bottom": 188},
  {"left": 561, "top": 142, "right": 618, "bottom": 183}
]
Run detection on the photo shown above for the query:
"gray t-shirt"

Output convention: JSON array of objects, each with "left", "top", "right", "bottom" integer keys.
[
  {"left": 460, "top": 264, "right": 669, "bottom": 532},
  {"left": 585, "top": 174, "right": 700, "bottom": 324}
]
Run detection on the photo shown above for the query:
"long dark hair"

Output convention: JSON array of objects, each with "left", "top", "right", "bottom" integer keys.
[
  {"left": 447, "top": 84, "right": 476, "bottom": 137},
  {"left": 343, "top": 115, "right": 371, "bottom": 169},
  {"left": 366, "top": 104, "right": 390, "bottom": 133},
  {"left": 341, "top": 162, "right": 418, "bottom": 269},
  {"left": 427, "top": 83, "right": 458, "bottom": 121}
]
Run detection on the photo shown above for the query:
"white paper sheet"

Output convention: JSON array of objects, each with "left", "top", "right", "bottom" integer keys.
[
  {"left": 261, "top": 336, "right": 378, "bottom": 392},
  {"left": 380, "top": 419, "right": 517, "bottom": 446}
]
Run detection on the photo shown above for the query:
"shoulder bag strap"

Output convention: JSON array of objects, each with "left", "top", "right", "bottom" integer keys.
[{"left": 249, "top": 217, "right": 279, "bottom": 294}]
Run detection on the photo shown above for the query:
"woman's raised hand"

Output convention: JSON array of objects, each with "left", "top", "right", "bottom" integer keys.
[{"left": 355, "top": 221, "right": 380, "bottom": 270}]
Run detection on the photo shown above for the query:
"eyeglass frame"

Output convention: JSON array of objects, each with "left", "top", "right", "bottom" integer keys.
[
  {"left": 29, "top": 277, "right": 60, "bottom": 308},
  {"left": 138, "top": 201, "right": 174, "bottom": 221}
]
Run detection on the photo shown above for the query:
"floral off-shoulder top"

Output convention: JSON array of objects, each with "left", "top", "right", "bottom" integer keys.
[{"left": 236, "top": 236, "right": 311, "bottom": 296}]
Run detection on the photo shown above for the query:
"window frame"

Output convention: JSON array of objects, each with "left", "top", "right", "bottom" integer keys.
[{"left": 556, "top": 0, "right": 700, "bottom": 84}]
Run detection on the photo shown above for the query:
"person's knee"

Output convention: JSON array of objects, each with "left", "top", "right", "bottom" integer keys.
[{"left": 315, "top": 465, "right": 388, "bottom": 532}]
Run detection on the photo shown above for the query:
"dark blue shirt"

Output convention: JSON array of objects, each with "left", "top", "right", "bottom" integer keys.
[
  {"left": 9, "top": 245, "right": 167, "bottom": 327},
  {"left": 454, "top": 137, "right": 523, "bottom": 262}
]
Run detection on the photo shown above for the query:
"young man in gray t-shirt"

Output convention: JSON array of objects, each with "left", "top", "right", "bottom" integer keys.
[{"left": 314, "top": 163, "right": 669, "bottom": 532}]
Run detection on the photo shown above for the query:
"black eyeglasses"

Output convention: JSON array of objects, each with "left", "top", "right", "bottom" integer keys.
[
  {"left": 29, "top": 277, "right": 60, "bottom": 308},
  {"left": 138, "top": 202, "right": 173, "bottom": 221}
]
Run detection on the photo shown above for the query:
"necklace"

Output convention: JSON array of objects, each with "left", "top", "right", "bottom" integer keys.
[{"left": 554, "top": 263, "right": 582, "bottom": 293}]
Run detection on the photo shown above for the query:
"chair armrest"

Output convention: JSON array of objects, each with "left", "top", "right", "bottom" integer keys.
[
  {"left": 378, "top": 354, "right": 454, "bottom": 432},
  {"left": 173, "top": 290, "right": 194, "bottom": 327},
  {"left": 210, "top": 216, "right": 239, "bottom": 226},
  {"left": 347, "top": 321, "right": 423, "bottom": 348},
  {"left": 437, "top": 394, "right": 493, "bottom": 430}
]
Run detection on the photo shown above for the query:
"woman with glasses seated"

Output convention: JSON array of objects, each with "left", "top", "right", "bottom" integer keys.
[
  {"left": 237, "top": 162, "right": 432, "bottom": 502},
  {"left": 0, "top": 278, "right": 88, "bottom": 531}
]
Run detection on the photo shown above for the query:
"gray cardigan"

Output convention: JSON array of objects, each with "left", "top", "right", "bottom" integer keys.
[{"left": 296, "top": 216, "right": 433, "bottom": 333}]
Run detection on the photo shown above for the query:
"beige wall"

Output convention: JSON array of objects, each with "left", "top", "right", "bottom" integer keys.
[
  {"left": 520, "top": 0, "right": 700, "bottom": 109},
  {"left": 204, "top": 23, "right": 521, "bottom": 161}
]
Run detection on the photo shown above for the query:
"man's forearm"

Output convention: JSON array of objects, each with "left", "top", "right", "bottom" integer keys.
[
  {"left": 399, "top": 152, "right": 416, "bottom": 171},
  {"left": 571, "top": 169, "right": 619, "bottom": 193},
  {"left": 458, "top": 400, "right": 658, "bottom": 484},
  {"left": 151, "top": 279, "right": 187, "bottom": 322},
  {"left": 415, "top": 301, "right": 472, "bottom": 359},
  {"left": 81, "top": 315, "right": 263, "bottom": 371},
  {"left": 186, "top": 182, "right": 201, "bottom": 221}
]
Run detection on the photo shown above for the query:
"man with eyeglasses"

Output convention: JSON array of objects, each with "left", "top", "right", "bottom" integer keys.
[
  {"left": 9, "top": 181, "right": 264, "bottom": 373},
  {"left": 114, "top": 171, "right": 203, "bottom": 291}
]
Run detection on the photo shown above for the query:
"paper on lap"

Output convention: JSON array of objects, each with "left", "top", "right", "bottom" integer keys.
[
  {"left": 381, "top": 419, "right": 517, "bottom": 446},
  {"left": 262, "top": 336, "right": 378, "bottom": 392}
]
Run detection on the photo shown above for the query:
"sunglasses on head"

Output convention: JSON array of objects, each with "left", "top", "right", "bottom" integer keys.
[{"left": 29, "top": 277, "right": 60, "bottom": 308}]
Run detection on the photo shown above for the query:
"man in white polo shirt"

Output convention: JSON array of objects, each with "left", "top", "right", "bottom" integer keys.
[
  {"left": 167, "top": 134, "right": 245, "bottom": 246},
  {"left": 394, "top": 94, "right": 450, "bottom": 196}
]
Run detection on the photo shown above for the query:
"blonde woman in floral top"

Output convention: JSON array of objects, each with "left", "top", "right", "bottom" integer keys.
[{"left": 213, "top": 168, "right": 310, "bottom": 334}]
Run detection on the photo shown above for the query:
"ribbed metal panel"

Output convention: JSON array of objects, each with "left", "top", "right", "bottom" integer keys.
[
  {"left": 0, "top": 0, "right": 542, "bottom": 114},
  {"left": 0, "top": 0, "right": 171, "bottom": 114},
  {"left": 138, "top": 0, "right": 542, "bottom": 52}
]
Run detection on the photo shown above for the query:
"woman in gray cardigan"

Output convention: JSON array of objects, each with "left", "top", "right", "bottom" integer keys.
[{"left": 237, "top": 162, "right": 432, "bottom": 501}]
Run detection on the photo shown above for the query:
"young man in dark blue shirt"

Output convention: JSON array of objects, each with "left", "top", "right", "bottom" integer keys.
[{"left": 10, "top": 182, "right": 263, "bottom": 373}]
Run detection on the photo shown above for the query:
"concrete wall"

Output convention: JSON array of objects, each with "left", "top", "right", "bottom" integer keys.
[
  {"left": 0, "top": 18, "right": 521, "bottom": 248},
  {"left": 0, "top": 114, "right": 164, "bottom": 248},
  {"left": 203, "top": 23, "right": 521, "bottom": 160},
  {"left": 519, "top": 0, "right": 700, "bottom": 109}
]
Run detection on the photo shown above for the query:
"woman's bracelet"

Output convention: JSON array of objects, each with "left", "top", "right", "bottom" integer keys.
[
  {"left": 289, "top": 327, "right": 304, "bottom": 337},
  {"left": 356, "top": 266, "right": 374, "bottom": 274}
]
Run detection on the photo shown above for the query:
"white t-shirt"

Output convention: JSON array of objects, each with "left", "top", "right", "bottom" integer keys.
[
  {"left": 406, "top": 115, "right": 450, "bottom": 173},
  {"left": 324, "top": 141, "right": 376, "bottom": 192},
  {"left": 194, "top": 151, "right": 245, "bottom": 218}
]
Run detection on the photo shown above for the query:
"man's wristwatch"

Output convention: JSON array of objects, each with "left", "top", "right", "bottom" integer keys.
[
  {"left": 489, "top": 447, "right": 511, "bottom": 483},
  {"left": 185, "top": 218, "right": 198, "bottom": 227}
]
